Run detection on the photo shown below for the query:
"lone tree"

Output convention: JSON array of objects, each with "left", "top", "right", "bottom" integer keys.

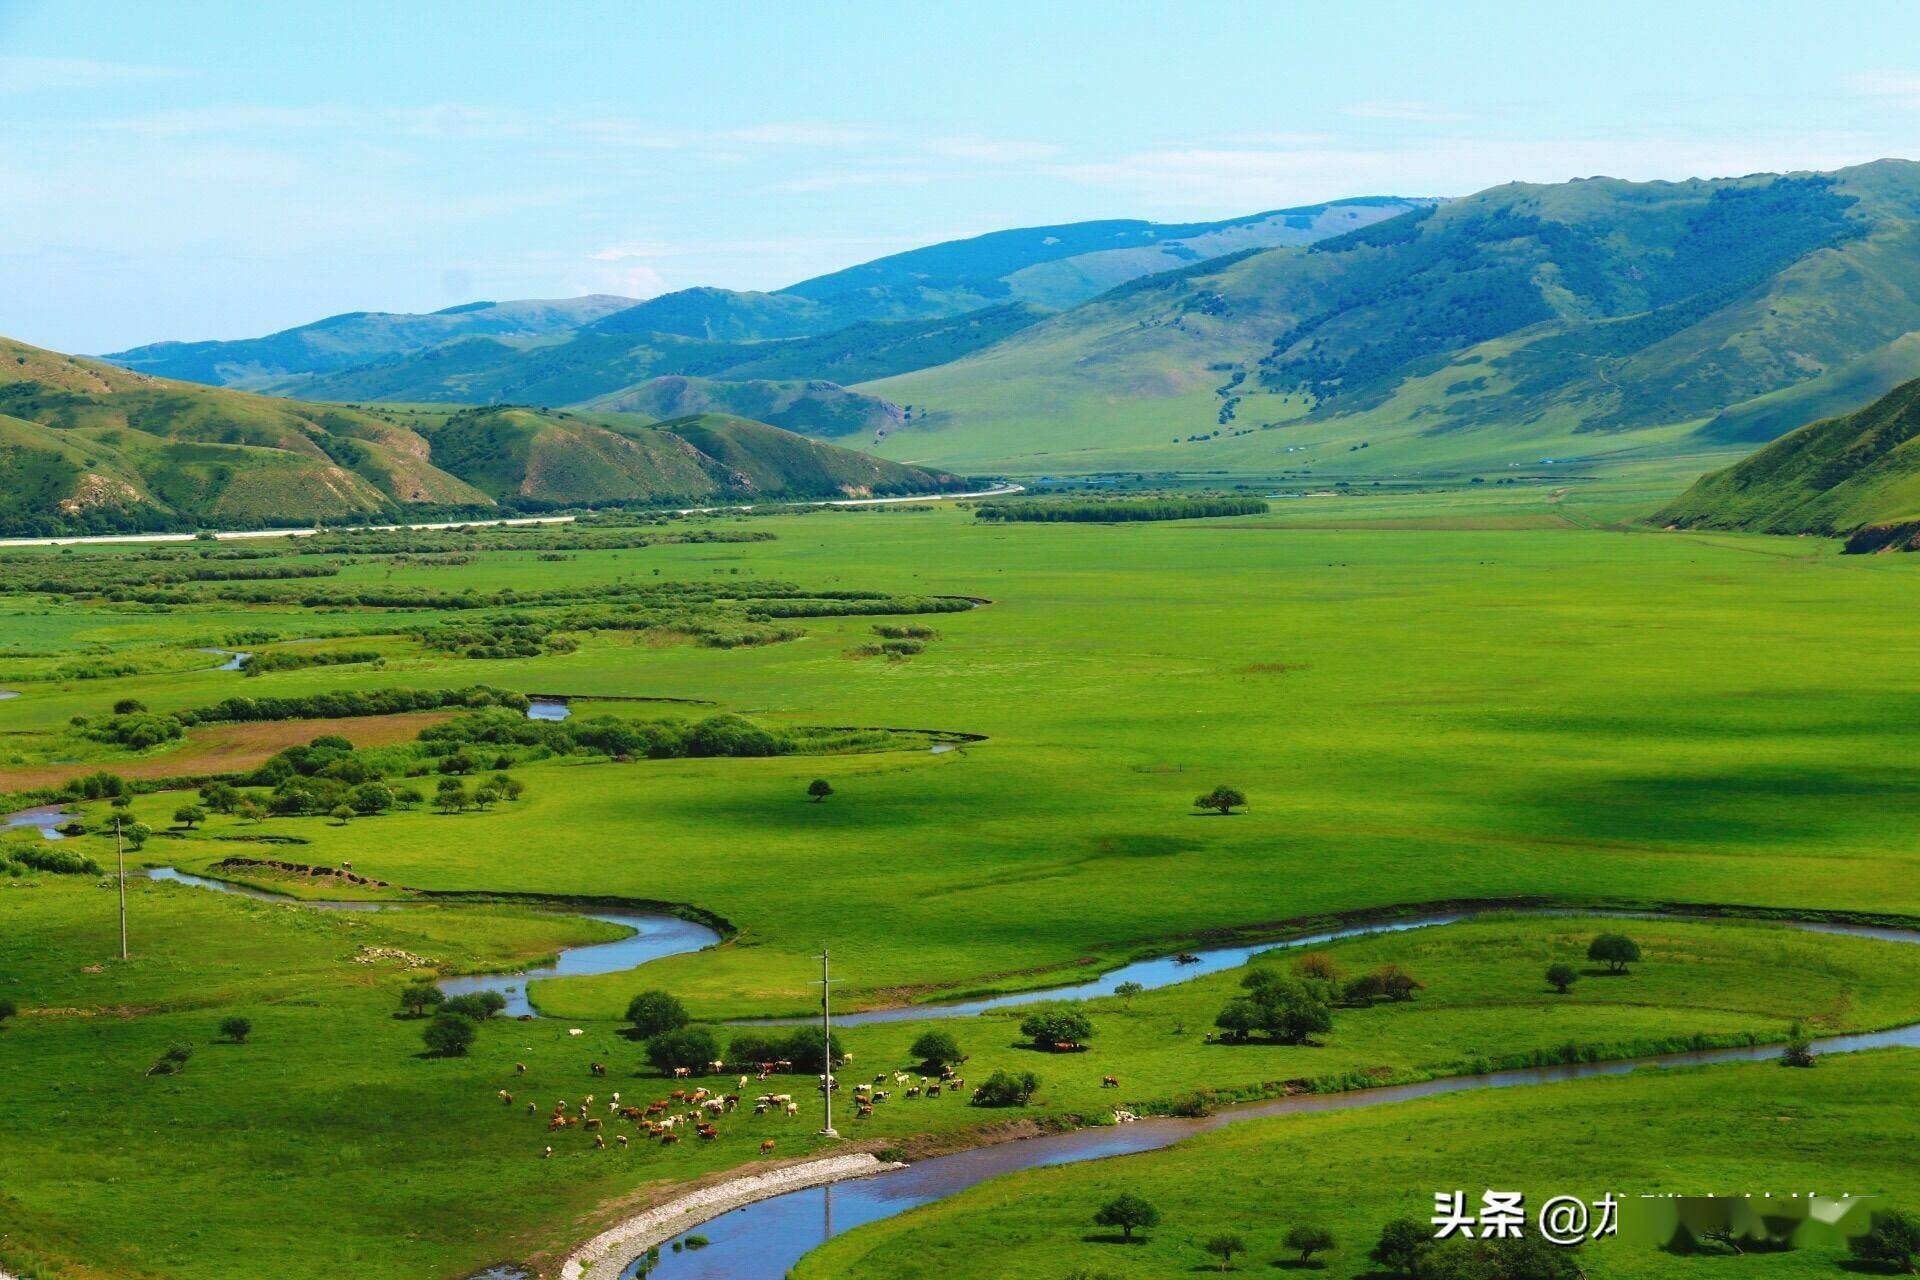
[
  {"left": 910, "top": 1029, "right": 963, "bottom": 1072},
  {"left": 807, "top": 778, "right": 834, "bottom": 803},
  {"left": 1546, "top": 962, "right": 1579, "bottom": 994},
  {"left": 1285, "top": 1222, "right": 1336, "bottom": 1265},
  {"left": 969, "top": 1068, "right": 1039, "bottom": 1107},
  {"left": 124, "top": 821, "right": 153, "bottom": 851},
  {"left": 423, "top": 1011, "right": 478, "bottom": 1057},
  {"left": 1114, "top": 980, "right": 1144, "bottom": 1004},
  {"left": 399, "top": 982, "right": 445, "bottom": 1018},
  {"left": 173, "top": 804, "right": 207, "bottom": 829},
  {"left": 1194, "top": 785, "right": 1247, "bottom": 815},
  {"left": 1850, "top": 1209, "right": 1920, "bottom": 1275},
  {"left": 219, "top": 1015, "right": 252, "bottom": 1043},
  {"left": 645, "top": 1026, "right": 720, "bottom": 1075},
  {"left": 1204, "top": 1232, "right": 1247, "bottom": 1270},
  {"left": 444, "top": 991, "right": 507, "bottom": 1021},
  {"left": 1370, "top": 1218, "right": 1430, "bottom": 1276},
  {"left": 1019, "top": 1006, "right": 1093, "bottom": 1050},
  {"left": 1093, "top": 1192, "right": 1159, "bottom": 1242},
  {"left": 1587, "top": 933, "right": 1642, "bottom": 974},
  {"left": 626, "top": 990, "right": 690, "bottom": 1039},
  {"left": 1781, "top": 1020, "right": 1816, "bottom": 1068}
]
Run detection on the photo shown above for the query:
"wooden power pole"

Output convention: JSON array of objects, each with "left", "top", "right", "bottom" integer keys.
[
  {"left": 817, "top": 947, "right": 839, "bottom": 1137},
  {"left": 115, "top": 814, "right": 128, "bottom": 960}
]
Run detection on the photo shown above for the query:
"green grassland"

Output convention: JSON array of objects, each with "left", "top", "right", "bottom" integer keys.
[
  {"left": 794, "top": 1048, "right": 1920, "bottom": 1280},
  {"left": 7, "top": 486, "right": 1920, "bottom": 1275}
]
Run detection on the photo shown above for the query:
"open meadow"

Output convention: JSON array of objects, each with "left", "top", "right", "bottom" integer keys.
[{"left": 7, "top": 484, "right": 1920, "bottom": 1277}]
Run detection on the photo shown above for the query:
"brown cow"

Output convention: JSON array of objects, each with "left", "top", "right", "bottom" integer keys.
[{"left": 760, "top": 1139, "right": 776, "bottom": 1154}]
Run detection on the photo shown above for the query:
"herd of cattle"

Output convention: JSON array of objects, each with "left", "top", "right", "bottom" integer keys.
[{"left": 507, "top": 1056, "right": 974, "bottom": 1158}]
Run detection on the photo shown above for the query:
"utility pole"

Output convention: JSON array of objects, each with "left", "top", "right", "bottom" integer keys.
[
  {"left": 816, "top": 947, "right": 840, "bottom": 1137},
  {"left": 115, "top": 814, "right": 128, "bottom": 960}
]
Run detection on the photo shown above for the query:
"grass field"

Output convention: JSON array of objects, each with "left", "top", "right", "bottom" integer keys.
[
  {"left": 6, "top": 484, "right": 1920, "bottom": 1276},
  {"left": 794, "top": 1048, "right": 1920, "bottom": 1280}
]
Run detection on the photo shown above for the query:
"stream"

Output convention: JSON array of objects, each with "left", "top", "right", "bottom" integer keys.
[{"left": 44, "top": 850, "right": 1920, "bottom": 1278}]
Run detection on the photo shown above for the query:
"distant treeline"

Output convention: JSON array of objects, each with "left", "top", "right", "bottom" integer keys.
[
  {"left": 975, "top": 497, "right": 1269, "bottom": 523},
  {"left": 241, "top": 649, "right": 384, "bottom": 677}
]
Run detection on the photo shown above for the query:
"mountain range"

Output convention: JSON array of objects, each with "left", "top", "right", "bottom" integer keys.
[
  {"left": 0, "top": 337, "right": 963, "bottom": 536},
  {"left": 862, "top": 160, "right": 1920, "bottom": 475},
  {"left": 98, "top": 199, "right": 1429, "bottom": 405}
]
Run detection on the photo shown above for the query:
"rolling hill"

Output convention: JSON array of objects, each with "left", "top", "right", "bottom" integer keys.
[
  {"left": 583, "top": 376, "right": 903, "bottom": 438},
  {"left": 863, "top": 160, "right": 1920, "bottom": 476},
  {"left": 1657, "top": 376, "right": 1920, "bottom": 545},
  {"left": 0, "top": 337, "right": 966, "bottom": 534},
  {"left": 102, "top": 296, "right": 638, "bottom": 389},
  {"left": 102, "top": 199, "right": 1427, "bottom": 410}
]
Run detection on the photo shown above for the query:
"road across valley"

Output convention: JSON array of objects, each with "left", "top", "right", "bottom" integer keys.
[{"left": 0, "top": 485, "right": 1024, "bottom": 548}]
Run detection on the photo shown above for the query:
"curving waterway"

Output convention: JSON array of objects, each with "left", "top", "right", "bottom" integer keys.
[{"left": 75, "top": 858, "right": 1920, "bottom": 1279}]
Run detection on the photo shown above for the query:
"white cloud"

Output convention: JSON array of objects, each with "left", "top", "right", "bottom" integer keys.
[
  {"left": 924, "top": 136, "right": 1061, "bottom": 163},
  {"left": 722, "top": 123, "right": 881, "bottom": 147},
  {"left": 0, "top": 56, "right": 185, "bottom": 92},
  {"left": 1849, "top": 72, "right": 1920, "bottom": 109}
]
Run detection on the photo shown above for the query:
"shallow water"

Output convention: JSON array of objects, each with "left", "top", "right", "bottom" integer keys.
[
  {"left": 527, "top": 700, "right": 572, "bottom": 722},
  {"left": 199, "top": 648, "right": 251, "bottom": 671},
  {"left": 1, "top": 804, "right": 74, "bottom": 839},
  {"left": 623, "top": 914, "right": 1920, "bottom": 1279},
  {"left": 140, "top": 866, "right": 718, "bottom": 1015}
]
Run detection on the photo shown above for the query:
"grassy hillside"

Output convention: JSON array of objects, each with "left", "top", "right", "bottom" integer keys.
[
  {"left": 1658, "top": 376, "right": 1920, "bottom": 538},
  {"left": 168, "top": 203, "right": 1422, "bottom": 410},
  {"left": 417, "top": 406, "right": 962, "bottom": 505},
  {"left": 0, "top": 337, "right": 967, "bottom": 532},
  {"left": 102, "top": 296, "right": 637, "bottom": 388},
  {"left": 584, "top": 375, "right": 903, "bottom": 438},
  {"left": 286, "top": 304, "right": 1046, "bottom": 408},
  {"left": 868, "top": 160, "right": 1920, "bottom": 477}
]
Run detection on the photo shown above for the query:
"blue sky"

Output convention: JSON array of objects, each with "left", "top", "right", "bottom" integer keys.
[{"left": 4, "top": 0, "right": 1919, "bottom": 352}]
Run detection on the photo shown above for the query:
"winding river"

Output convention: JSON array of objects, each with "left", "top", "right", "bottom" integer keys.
[{"left": 83, "top": 859, "right": 1920, "bottom": 1279}]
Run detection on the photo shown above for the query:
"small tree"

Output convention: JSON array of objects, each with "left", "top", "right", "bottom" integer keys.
[
  {"left": 1194, "top": 785, "right": 1246, "bottom": 815},
  {"left": 124, "top": 821, "right": 152, "bottom": 851},
  {"left": 398, "top": 982, "right": 445, "bottom": 1018},
  {"left": 1781, "top": 1020, "right": 1816, "bottom": 1068},
  {"left": 1587, "top": 933, "right": 1641, "bottom": 973},
  {"left": 393, "top": 785, "right": 424, "bottom": 810},
  {"left": 173, "top": 804, "right": 206, "bottom": 829},
  {"left": 1370, "top": 1218, "right": 1429, "bottom": 1276},
  {"left": 969, "top": 1069, "right": 1039, "bottom": 1107},
  {"left": 424, "top": 1011, "right": 478, "bottom": 1057},
  {"left": 646, "top": 1026, "right": 720, "bottom": 1074},
  {"left": 1850, "top": 1209, "right": 1920, "bottom": 1274},
  {"left": 199, "top": 781, "right": 240, "bottom": 813},
  {"left": 1114, "top": 980, "right": 1144, "bottom": 1004},
  {"left": 471, "top": 784, "right": 502, "bottom": 811},
  {"left": 1545, "top": 962, "right": 1579, "bottom": 994},
  {"left": 1214, "top": 997, "right": 1265, "bottom": 1043},
  {"left": 1294, "top": 951, "right": 1340, "bottom": 982},
  {"left": 626, "top": 990, "right": 690, "bottom": 1039},
  {"left": 114, "top": 698, "right": 147, "bottom": 715},
  {"left": 235, "top": 799, "right": 266, "bottom": 824},
  {"left": 807, "top": 778, "right": 834, "bottom": 803},
  {"left": 1092, "top": 1192, "right": 1159, "bottom": 1242},
  {"left": 1204, "top": 1232, "right": 1246, "bottom": 1270},
  {"left": 910, "top": 1029, "right": 963, "bottom": 1071},
  {"left": 1285, "top": 1223, "right": 1335, "bottom": 1265},
  {"left": 219, "top": 1015, "right": 252, "bottom": 1043},
  {"left": 329, "top": 804, "right": 354, "bottom": 825},
  {"left": 1019, "top": 1006, "right": 1094, "bottom": 1049},
  {"left": 347, "top": 782, "right": 394, "bottom": 816}
]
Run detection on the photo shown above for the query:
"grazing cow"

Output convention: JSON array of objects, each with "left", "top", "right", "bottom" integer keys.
[
  {"left": 526, "top": 1101, "right": 538, "bottom": 1114},
  {"left": 856, "top": 1104, "right": 874, "bottom": 1118},
  {"left": 769, "top": 1094, "right": 792, "bottom": 1105},
  {"left": 760, "top": 1139, "right": 776, "bottom": 1154},
  {"left": 927, "top": 1084, "right": 941, "bottom": 1097},
  {"left": 590, "top": 1062, "right": 607, "bottom": 1077},
  {"left": 948, "top": 1077, "right": 964, "bottom": 1091},
  {"left": 498, "top": 1090, "right": 513, "bottom": 1104},
  {"left": 660, "top": 1132, "right": 680, "bottom": 1146},
  {"left": 874, "top": 1074, "right": 888, "bottom": 1084},
  {"left": 753, "top": 1103, "right": 768, "bottom": 1116},
  {"left": 1102, "top": 1075, "right": 1119, "bottom": 1089},
  {"left": 593, "top": 1134, "right": 606, "bottom": 1150},
  {"left": 697, "top": 1125, "right": 718, "bottom": 1141},
  {"left": 611, "top": 1092, "right": 620, "bottom": 1103},
  {"left": 516, "top": 1062, "right": 528, "bottom": 1075},
  {"left": 894, "top": 1072, "right": 910, "bottom": 1085},
  {"left": 542, "top": 1146, "right": 553, "bottom": 1159},
  {"left": 905, "top": 1086, "right": 921, "bottom": 1098},
  {"left": 739, "top": 1074, "right": 751, "bottom": 1090},
  {"left": 708, "top": 1059, "right": 725, "bottom": 1073},
  {"left": 700, "top": 1098, "right": 725, "bottom": 1114},
  {"left": 785, "top": 1102, "right": 799, "bottom": 1116},
  {"left": 672, "top": 1066, "right": 692, "bottom": 1079},
  {"left": 617, "top": 1134, "right": 629, "bottom": 1148},
  {"left": 584, "top": 1117, "right": 602, "bottom": 1131}
]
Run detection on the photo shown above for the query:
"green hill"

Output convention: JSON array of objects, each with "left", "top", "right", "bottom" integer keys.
[
  {"left": 0, "top": 338, "right": 967, "bottom": 533},
  {"left": 865, "top": 161, "right": 1920, "bottom": 477},
  {"left": 1657, "top": 376, "right": 1920, "bottom": 543},
  {"left": 584, "top": 376, "right": 902, "bottom": 439},
  {"left": 112, "top": 201, "right": 1423, "bottom": 409},
  {"left": 101, "top": 296, "right": 638, "bottom": 388}
]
